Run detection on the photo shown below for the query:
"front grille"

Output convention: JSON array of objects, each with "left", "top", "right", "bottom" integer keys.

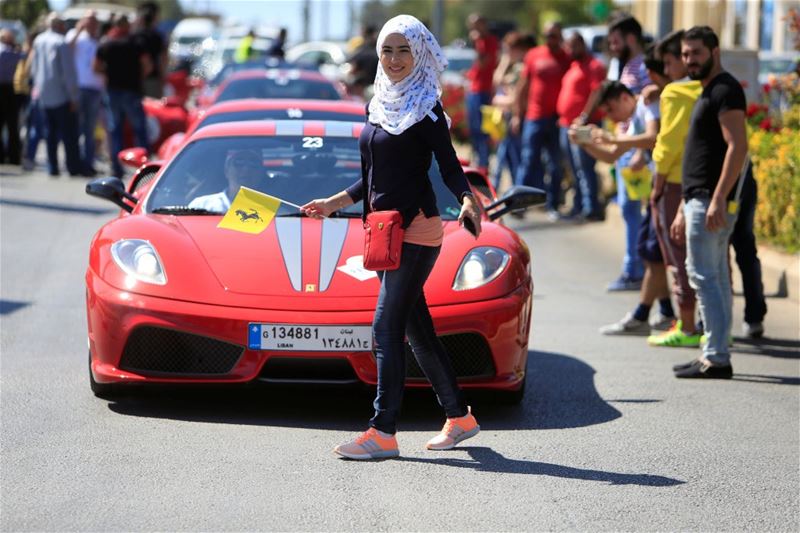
[
  {"left": 405, "top": 333, "right": 495, "bottom": 380},
  {"left": 120, "top": 327, "right": 243, "bottom": 375}
]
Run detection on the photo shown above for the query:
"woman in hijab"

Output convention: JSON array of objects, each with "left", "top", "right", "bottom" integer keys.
[{"left": 302, "top": 15, "right": 482, "bottom": 460}]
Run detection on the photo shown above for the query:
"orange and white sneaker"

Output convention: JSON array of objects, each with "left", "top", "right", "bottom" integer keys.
[
  {"left": 425, "top": 407, "right": 480, "bottom": 450},
  {"left": 334, "top": 428, "right": 400, "bottom": 460}
]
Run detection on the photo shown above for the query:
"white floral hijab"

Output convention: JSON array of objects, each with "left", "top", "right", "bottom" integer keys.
[{"left": 368, "top": 14, "right": 450, "bottom": 135}]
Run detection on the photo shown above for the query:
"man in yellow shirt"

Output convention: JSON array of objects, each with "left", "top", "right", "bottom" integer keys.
[{"left": 647, "top": 30, "right": 703, "bottom": 347}]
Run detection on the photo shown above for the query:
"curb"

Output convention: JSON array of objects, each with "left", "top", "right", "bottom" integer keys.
[{"left": 603, "top": 203, "right": 798, "bottom": 304}]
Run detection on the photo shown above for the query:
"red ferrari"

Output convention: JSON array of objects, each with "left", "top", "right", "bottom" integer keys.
[
  {"left": 85, "top": 120, "right": 544, "bottom": 403},
  {"left": 157, "top": 99, "right": 366, "bottom": 161}
]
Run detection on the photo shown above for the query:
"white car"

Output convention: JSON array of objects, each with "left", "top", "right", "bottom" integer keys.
[
  {"left": 286, "top": 41, "right": 351, "bottom": 82},
  {"left": 440, "top": 46, "right": 476, "bottom": 87},
  {"left": 170, "top": 17, "right": 218, "bottom": 60}
]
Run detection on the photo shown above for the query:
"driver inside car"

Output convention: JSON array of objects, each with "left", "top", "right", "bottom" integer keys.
[{"left": 188, "top": 149, "right": 264, "bottom": 212}]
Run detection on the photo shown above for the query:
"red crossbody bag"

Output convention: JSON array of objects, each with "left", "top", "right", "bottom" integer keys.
[{"left": 363, "top": 210, "right": 404, "bottom": 271}]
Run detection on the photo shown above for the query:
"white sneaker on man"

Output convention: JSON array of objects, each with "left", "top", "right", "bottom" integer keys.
[{"left": 599, "top": 313, "right": 650, "bottom": 335}]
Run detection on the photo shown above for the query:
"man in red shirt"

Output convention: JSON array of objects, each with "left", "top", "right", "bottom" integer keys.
[
  {"left": 465, "top": 14, "right": 498, "bottom": 175},
  {"left": 512, "top": 22, "right": 570, "bottom": 219},
  {"left": 557, "top": 32, "right": 607, "bottom": 220}
]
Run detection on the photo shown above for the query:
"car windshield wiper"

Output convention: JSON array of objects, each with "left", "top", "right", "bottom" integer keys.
[{"left": 151, "top": 206, "right": 223, "bottom": 215}]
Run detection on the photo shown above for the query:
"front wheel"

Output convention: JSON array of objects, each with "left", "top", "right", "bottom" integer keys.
[{"left": 496, "top": 375, "right": 526, "bottom": 405}]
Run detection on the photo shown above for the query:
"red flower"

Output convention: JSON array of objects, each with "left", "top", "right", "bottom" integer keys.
[
  {"left": 747, "top": 102, "right": 761, "bottom": 117},
  {"left": 763, "top": 83, "right": 771, "bottom": 94},
  {"left": 759, "top": 117, "right": 772, "bottom": 130}
]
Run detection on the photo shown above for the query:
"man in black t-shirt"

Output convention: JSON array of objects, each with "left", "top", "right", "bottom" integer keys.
[
  {"left": 670, "top": 27, "right": 748, "bottom": 380},
  {"left": 132, "top": 2, "right": 166, "bottom": 99},
  {"left": 94, "top": 16, "right": 152, "bottom": 178}
]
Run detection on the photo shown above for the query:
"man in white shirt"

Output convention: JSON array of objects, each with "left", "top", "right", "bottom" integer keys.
[
  {"left": 67, "top": 11, "right": 103, "bottom": 176},
  {"left": 188, "top": 149, "right": 263, "bottom": 211}
]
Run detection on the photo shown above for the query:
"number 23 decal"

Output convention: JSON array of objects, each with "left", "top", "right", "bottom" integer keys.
[{"left": 302, "top": 137, "right": 323, "bottom": 148}]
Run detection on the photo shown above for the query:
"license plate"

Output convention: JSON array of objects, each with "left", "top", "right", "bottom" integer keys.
[{"left": 248, "top": 324, "right": 373, "bottom": 352}]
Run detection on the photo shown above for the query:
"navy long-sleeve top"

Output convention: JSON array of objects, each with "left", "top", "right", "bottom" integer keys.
[{"left": 345, "top": 102, "right": 471, "bottom": 229}]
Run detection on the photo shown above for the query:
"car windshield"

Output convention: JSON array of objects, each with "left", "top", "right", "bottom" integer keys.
[
  {"left": 145, "top": 132, "right": 462, "bottom": 220},
  {"left": 197, "top": 110, "right": 364, "bottom": 130},
  {"left": 217, "top": 78, "right": 341, "bottom": 102}
]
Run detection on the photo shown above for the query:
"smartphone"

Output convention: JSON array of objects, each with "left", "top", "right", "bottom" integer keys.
[
  {"left": 574, "top": 126, "right": 592, "bottom": 144},
  {"left": 462, "top": 217, "right": 478, "bottom": 237}
]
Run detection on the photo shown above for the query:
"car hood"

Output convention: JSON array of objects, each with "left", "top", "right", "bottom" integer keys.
[{"left": 89, "top": 215, "right": 530, "bottom": 311}]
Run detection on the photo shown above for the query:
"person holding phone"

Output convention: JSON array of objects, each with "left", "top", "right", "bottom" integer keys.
[{"left": 302, "top": 14, "right": 482, "bottom": 460}]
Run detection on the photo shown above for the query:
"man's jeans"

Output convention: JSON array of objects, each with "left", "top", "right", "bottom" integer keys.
[
  {"left": 25, "top": 99, "right": 47, "bottom": 162},
  {"left": 559, "top": 126, "right": 600, "bottom": 216},
  {"left": 731, "top": 171, "right": 767, "bottom": 324},
  {"left": 105, "top": 89, "right": 149, "bottom": 177},
  {"left": 616, "top": 168, "right": 644, "bottom": 279},
  {"left": 44, "top": 102, "right": 81, "bottom": 175},
  {"left": 370, "top": 243, "right": 468, "bottom": 434},
  {"left": 78, "top": 88, "right": 102, "bottom": 173},
  {"left": 515, "top": 115, "right": 563, "bottom": 211},
  {"left": 492, "top": 124, "right": 521, "bottom": 188},
  {"left": 466, "top": 91, "right": 491, "bottom": 169},
  {"left": 685, "top": 198, "right": 738, "bottom": 365}
]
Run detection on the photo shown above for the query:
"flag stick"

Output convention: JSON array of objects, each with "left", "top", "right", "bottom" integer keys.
[{"left": 240, "top": 186, "right": 303, "bottom": 210}]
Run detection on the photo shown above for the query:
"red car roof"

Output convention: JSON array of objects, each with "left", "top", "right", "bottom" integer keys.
[
  {"left": 200, "top": 98, "right": 366, "bottom": 116},
  {"left": 225, "top": 68, "right": 333, "bottom": 82},
  {"left": 189, "top": 119, "right": 365, "bottom": 140}
]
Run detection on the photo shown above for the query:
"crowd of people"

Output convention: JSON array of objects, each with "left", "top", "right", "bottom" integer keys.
[
  {"left": 0, "top": 2, "right": 165, "bottom": 178},
  {"left": 465, "top": 13, "right": 767, "bottom": 378}
]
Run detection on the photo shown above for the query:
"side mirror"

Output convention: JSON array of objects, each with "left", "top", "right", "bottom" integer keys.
[
  {"left": 485, "top": 186, "right": 546, "bottom": 220},
  {"left": 86, "top": 177, "right": 138, "bottom": 213},
  {"left": 118, "top": 147, "right": 149, "bottom": 169}
]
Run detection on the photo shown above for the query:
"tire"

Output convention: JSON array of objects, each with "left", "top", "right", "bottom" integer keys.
[
  {"left": 496, "top": 375, "right": 526, "bottom": 405},
  {"left": 88, "top": 351, "right": 118, "bottom": 399}
]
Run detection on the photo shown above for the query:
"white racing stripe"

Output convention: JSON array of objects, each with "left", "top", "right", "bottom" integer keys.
[{"left": 319, "top": 219, "right": 349, "bottom": 291}]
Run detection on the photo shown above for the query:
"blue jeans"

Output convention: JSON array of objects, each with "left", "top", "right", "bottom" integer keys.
[
  {"left": 466, "top": 91, "right": 491, "bottom": 168},
  {"left": 492, "top": 122, "right": 521, "bottom": 189},
  {"left": 616, "top": 168, "right": 644, "bottom": 279},
  {"left": 685, "top": 198, "right": 738, "bottom": 365},
  {"left": 730, "top": 171, "right": 767, "bottom": 324},
  {"left": 559, "top": 126, "right": 600, "bottom": 216},
  {"left": 370, "top": 243, "right": 468, "bottom": 434},
  {"left": 25, "top": 99, "right": 47, "bottom": 162},
  {"left": 105, "top": 89, "right": 149, "bottom": 177},
  {"left": 78, "top": 88, "right": 102, "bottom": 173},
  {"left": 515, "top": 115, "right": 563, "bottom": 211},
  {"left": 43, "top": 102, "right": 81, "bottom": 175}
]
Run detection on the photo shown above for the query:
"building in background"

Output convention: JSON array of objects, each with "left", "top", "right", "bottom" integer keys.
[{"left": 630, "top": 0, "right": 799, "bottom": 53}]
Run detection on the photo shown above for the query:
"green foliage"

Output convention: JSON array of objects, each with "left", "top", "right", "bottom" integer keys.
[{"left": 0, "top": 0, "right": 50, "bottom": 30}]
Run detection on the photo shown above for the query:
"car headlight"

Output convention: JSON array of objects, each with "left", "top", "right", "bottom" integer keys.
[
  {"left": 452, "top": 246, "right": 509, "bottom": 291},
  {"left": 111, "top": 239, "right": 167, "bottom": 285}
]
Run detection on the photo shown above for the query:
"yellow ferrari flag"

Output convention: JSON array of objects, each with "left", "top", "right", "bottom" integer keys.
[{"left": 217, "top": 187, "right": 281, "bottom": 234}]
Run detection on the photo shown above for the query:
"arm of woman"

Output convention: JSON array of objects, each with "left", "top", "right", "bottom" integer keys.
[
  {"left": 301, "top": 190, "right": 355, "bottom": 219},
  {"left": 420, "top": 103, "right": 482, "bottom": 237}
]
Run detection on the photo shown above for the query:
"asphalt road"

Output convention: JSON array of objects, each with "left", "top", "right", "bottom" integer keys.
[{"left": 1, "top": 164, "right": 798, "bottom": 531}]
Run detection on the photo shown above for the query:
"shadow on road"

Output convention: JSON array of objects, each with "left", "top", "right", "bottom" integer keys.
[
  {"left": 0, "top": 197, "right": 115, "bottom": 216},
  {"left": 731, "top": 373, "right": 800, "bottom": 386},
  {"left": 733, "top": 337, "right": 800, "bottom": 360},
  {"left": 0, "top": 299, "right": 30, "bottom": 315},
  {"left": 392, "top": 447, "right": 684, "bottom": 487},
  {"left": 106, "top": 350, "right": 624, "bottom": 431}
]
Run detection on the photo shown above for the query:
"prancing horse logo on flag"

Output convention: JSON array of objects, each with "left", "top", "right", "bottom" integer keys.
[{"left": 235, "top": 208, "right": 263, "bottom": 223}]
